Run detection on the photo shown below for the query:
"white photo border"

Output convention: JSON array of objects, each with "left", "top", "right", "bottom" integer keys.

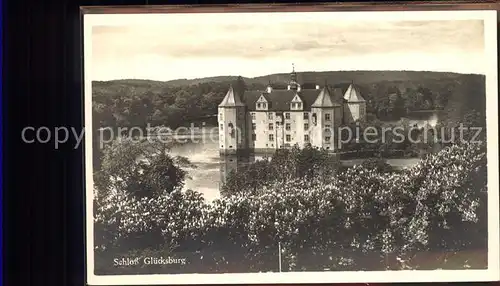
[{"left": 83, "top": 8, "right": 499, "bottom": 285}]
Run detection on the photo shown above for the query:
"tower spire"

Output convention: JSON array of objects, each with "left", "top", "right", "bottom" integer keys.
[{"left": 219, "top": 84, "right": 245, "bottom": 107}]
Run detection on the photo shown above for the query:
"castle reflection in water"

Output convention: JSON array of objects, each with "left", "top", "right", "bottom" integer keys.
[{"left": 219, "top": 154, "right": 269, "bottom": 186}]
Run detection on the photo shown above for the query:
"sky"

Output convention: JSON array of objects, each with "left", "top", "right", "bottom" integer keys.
[{"left": 88, "top": 12, "right": 486, "bottom": 81}]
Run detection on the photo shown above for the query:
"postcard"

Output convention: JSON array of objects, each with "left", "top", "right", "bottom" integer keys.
[{"left": 83, "top": 5, "right": 499, "bottom": 284}]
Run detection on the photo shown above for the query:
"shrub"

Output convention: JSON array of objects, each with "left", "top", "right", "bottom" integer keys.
[
  {"left": 361, "top": 158, "right": 392, "bottom": 173},
  {"left": 94, "top": 142, "right": 487, "bottom": 273}
]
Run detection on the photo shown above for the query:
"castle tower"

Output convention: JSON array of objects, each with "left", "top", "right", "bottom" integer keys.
[
  {"left": 218, "top": 85, "right": 247, "bottom": 155},
  {"left": 266, "top": 79, "right": 273, "bottom": 93},
  {"left": 310, "top": 84, "right": 341, "bottom": 151},
  {"left": 287, "top": 63, "right": 301, "bottom": 91},
  {"left": 343, "top": 82, "right": 366, "bottom": 124}
]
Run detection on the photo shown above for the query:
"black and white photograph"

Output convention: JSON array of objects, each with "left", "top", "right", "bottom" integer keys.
[{"left": 84, "top": 7, "right": 499, "bottom": 284}]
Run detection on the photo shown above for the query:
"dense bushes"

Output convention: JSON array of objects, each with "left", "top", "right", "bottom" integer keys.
[
  {"left": 221, "top": 144, "right": 341, "bottom": 196},
  {"left": 94, "top": 141, "right": 487, "bottom": 274}
]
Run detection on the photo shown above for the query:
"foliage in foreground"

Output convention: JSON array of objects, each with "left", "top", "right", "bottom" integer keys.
[{"left": 94, "top": 142, "right": 487, "bottom": 273}]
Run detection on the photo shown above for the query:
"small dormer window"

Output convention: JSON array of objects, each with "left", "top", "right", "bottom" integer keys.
[
  {"left": 263, "top": 103, "right": 267, "bottom": 109},
  {"left": 257, "top": 103, "right": 262, "bottom": 108}
]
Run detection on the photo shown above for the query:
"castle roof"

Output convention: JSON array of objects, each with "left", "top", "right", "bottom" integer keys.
[
  {"left": 343, "top": 83, "right": 365, "bottom": 102},
  {"left": 240, "top": 85, "right": 351, "bottom": 111},
  {"left": 243, "top": 89, "right": 321, "bottom": 111},
  {"left": 219, "top": 85, "right": 245, "bottom": 107},
  {"left": 311, "top": 86, "right": 341, "bottom": 108}
]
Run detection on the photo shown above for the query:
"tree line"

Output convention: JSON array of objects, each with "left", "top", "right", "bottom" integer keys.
[{"left": 92, "top": 74, "right": 485, "bottom": 131}]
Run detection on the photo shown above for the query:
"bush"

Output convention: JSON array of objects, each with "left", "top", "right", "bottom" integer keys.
[
  {"left": 94, "top": 142, "right": 487, "bottom": 273},
  {"left": 361, "top": 158, "right": 392, "bottom": 173},
  {"left": 221, "top": 144, "right": 341, "bottom": 196}
]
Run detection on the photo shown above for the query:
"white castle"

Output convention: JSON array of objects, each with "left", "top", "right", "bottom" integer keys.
[{"left": 218, "top": 66, "right": 366, "bottom": 155}]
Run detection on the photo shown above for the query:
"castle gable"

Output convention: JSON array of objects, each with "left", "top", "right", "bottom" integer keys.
[
  {"left": 257, "top": 93, "right": 270, "bottom": 103},
  {"left": 291, "top": 94, "right": 303, "bottom": 103}
]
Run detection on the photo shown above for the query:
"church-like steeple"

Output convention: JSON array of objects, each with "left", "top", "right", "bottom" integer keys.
[
  {"left": 288, "top": 63, "right": 299, "bottom": 91},
  {"left": 219, "top": 85, "right": 245, "bottom": 107},
  {"left": 290, "top": 63, "right": 297, "bottom": 83}
]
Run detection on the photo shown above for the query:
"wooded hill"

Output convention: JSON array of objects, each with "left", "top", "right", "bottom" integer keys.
[{"left": 92, "top": 70, "right": 485, "bottom": 130}]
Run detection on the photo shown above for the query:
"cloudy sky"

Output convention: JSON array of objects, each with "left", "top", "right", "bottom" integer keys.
[{"left": 89, "top": 12, "right": 486, "bottom": 81}]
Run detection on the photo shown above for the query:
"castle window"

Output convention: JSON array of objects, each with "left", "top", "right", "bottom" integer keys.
[
  {"left": 303, "top": 113, "right": 309, "bottom": 120},
  {"left": 251, "top": 113, "right": 256, "bottom": 120},
  {"left": 285, "top": 123, "right": 291, "bottom": 131},
  {"left": 219, "top": 113, "right": 222, "bottom": 119},
  {"left": 252, "top": 123, "right": 256, "bottom": 130},
  {"left": 304, "top": 135, "right": 309, "bottom": 142},
  {"left": 252, "top": 134, "right": 256, "bottom": 141},
  {"left": 304, "top": 123, "right": 309, "bottom": 130},
  {"left": 285, "top": 113, "right": 290, "bottom": 120},
  {"left": 269, "top": 134, "right": 274, "bottom": 141},
  {"left": 220, "top": 124, "right": 223, "bottom": 131},
  {"left": 325, "top": 136, "right": 331, "bottom": 142},
  {"left": 325, "top": 114, "right": 331, "bottom": 121},
  {"left": 268, "top": 113, "right": 273, "bottom": 120},
  {"left": 269, "top": 123, "right": 274, "bottom": 130},
  {"left": 312, "top": 113, "right": 317, "bottom": 125},
  {"left": 228, "top": 123, "right": 234, "bottom": 137},
  {"left": 325, "top": 124, "right": 331, "bottom": 132},
  {"left": 286, "top": 135, "right": 291, "bottom": 142}
]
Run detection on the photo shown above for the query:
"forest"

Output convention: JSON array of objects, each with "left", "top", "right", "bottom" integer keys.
[{"left": 92, "top": 71, "right": 485, "bottom": 131}]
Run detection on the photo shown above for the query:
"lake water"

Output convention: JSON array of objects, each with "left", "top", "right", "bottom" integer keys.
[{"left": 168, "top": 129, "right": 429, "bottom": 201}]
